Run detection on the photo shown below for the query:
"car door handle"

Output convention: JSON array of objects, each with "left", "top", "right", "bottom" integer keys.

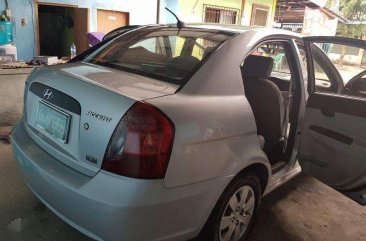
[{"left": 320, "top": 108, "right": 335, "bottom": 117}]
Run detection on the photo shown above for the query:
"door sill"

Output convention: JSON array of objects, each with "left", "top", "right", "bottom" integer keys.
[{"left": 271, "top": 161, "right": 286, "bottom": 174}]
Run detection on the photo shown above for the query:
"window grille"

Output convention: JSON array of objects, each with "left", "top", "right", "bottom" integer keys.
[{"left": 203, "top": 4, "right": 241, "bottom": 25}]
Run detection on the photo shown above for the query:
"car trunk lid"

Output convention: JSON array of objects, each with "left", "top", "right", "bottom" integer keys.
[{"left": 24, "top": 63, "right": 179, "bottom": 177}]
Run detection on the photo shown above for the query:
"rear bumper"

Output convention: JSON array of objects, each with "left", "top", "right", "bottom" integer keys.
[{"left": 11, "top": 121, "right": 231, "bottom": 241}]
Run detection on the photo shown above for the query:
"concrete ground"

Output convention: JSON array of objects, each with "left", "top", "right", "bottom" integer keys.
[
  {"left": 0, "top": 69, "right": 31, "bottom": 127},
  {"left": 0, "top": 141, "right": 365, "bottom": 241}
]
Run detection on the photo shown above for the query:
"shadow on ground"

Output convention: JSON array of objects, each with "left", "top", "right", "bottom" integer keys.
[{"left": 247, "top": 175, "right": 308, "bottom": 241}]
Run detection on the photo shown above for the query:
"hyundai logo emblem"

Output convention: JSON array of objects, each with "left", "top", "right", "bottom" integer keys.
[{"left": 43, "top": 89, "right": 53, "bottom": 100}]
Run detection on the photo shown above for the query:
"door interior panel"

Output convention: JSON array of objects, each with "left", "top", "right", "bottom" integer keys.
[
  {"left": 309, "top": 125, "right": 353, "bottom": 145},
  {"left": 307, "top": 93, "right": 366, "bottom": 118},
  {"left": 300, "top": 93, "right": 366, "bottom": 205}
]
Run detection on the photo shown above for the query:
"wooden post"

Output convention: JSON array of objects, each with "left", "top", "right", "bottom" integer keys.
[{"left": 241, "top": 0, "right": 246, "bottom": 24}]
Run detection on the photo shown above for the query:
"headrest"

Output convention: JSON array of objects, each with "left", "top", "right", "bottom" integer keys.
[
  {"left": 242, "top": 55, "right": 273, "bottom": 79},
  {"left": 165, "top": 56, "right": 200, "bottom": 78}
]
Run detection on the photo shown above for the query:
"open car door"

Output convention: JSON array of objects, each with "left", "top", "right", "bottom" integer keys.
[{"left": 299, "top": 36, "right": 366, "bottom": 205}]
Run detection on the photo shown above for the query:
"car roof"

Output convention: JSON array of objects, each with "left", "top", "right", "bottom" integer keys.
[
  {"left": 166, "top": 23, "right": 302, "bottom": 38},
  {"left": 186, "top": 23, "right": 255, "bottom": 32},
  {"left": 106, "top": 24, "right": 302, "bottom": 40}
]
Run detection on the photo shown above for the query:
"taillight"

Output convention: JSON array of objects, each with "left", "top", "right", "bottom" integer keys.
[{"left": 102, "top": 102, "right": 175, "bottom": 179}]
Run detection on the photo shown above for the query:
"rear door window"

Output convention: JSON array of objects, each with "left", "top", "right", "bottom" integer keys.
[{"left": 308, "top": 42, "right": 366, "bottom": 96}]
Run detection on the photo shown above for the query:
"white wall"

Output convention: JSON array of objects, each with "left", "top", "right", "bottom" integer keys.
[
  {"left": 302, "top": 7, "right": 339, "bottom": 36},
  {"left": 159, "top": 0, "right": 179, "bottom": 24}
]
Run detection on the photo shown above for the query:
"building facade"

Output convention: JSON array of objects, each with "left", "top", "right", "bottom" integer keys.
[
  {"left": 0, "top": 0, "right": 158, "bottom": 60},
  {"left": 1, "top": 0, "right": 277, "bottom": 60},
  {"left": 274, "top": 0, "right": 341, "bottom": 36},
  {"left": 160, "top": 0, "right": 276, "bottom": 27}
]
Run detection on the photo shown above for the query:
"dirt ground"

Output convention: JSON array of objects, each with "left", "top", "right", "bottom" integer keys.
[{"left": 0, "top": 141, "right": 365, "bottom": 241}]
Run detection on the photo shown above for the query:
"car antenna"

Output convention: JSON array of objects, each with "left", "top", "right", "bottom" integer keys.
[{"left": 165, "top": 7, "right": 185, "bottom": 30}]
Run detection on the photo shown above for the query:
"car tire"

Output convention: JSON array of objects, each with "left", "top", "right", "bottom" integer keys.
[{"left": 198, "top": 172, "right": 261, "bottom": 241}]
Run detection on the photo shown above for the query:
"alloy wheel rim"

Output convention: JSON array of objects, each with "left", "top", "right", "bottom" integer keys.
[{"left": 219, "top": 185, "right": 255, "bottom": 241}]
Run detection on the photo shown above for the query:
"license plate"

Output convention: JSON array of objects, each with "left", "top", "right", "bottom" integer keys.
[{"left": 36, "top": 101, "right": 71, "bottom": 143}]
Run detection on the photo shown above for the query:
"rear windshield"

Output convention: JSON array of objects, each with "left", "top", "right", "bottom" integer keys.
[{"left": 86, "top": 27, "right": 235, "bottom": 85}]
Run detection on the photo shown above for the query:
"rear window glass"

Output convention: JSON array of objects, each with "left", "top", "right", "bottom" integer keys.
[{"left": 86, "top": 27, "right": 234, "bottom": 85}]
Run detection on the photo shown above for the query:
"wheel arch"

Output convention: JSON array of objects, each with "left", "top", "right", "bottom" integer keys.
[
  {"left": 196, "top": 161, "right": 269, "bottom": 240},
  {"left": 237, "top": 163, "right": 270, "bottom": 195}
]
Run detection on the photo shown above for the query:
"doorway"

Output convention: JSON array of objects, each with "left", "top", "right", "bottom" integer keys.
[
  {"left": 97, "top": 9, "right": 129, "bottom": 34},
  {"left": 37, "top": 4, "right": 89, "bottom": 58},
  {"left": 250, "top": 4, "right": 270, "bottom": 27}
]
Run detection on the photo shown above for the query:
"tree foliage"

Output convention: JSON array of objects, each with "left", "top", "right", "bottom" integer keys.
[{"left": 337, "top": 0, "right": 366, "bottom": 39}]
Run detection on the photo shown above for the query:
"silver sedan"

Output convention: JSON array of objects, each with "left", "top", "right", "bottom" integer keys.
[{"left": 11, "top": 24, "right": 366, "bottom": 241}]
